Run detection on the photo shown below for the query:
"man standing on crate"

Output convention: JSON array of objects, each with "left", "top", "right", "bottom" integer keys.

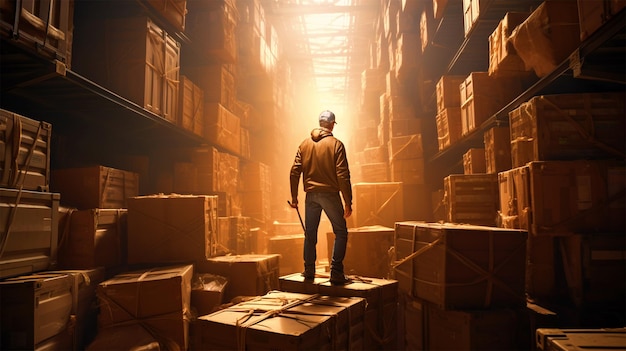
[{"left": 289, "top": 110, "right": 353, "bottom": 285}]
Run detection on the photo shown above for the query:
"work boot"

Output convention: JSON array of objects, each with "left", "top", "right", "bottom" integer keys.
[
  {"left": 302, "top": 270, "right": 315, "bottom": 281},
  {"left": 330, "top": 273, "right": 352, "bottom": 285}
]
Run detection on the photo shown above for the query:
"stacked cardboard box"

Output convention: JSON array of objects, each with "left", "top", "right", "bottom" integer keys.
[
  {"left": 279, "top": 273, "right": 399, "bottom": 350},
  {"left": 186, "top": 0, "right": 238, "bottom": 63},
  {"left": 177, "top": 75, "right": 205, "bottom": 137},
  {"left": 192, "top": 291, "right": 367, "bottom": 350},
  {"left": 353, "top": 182, "right": 404, "bottom": 228},
  {"left": 394, "top": 222, "right": 528, "bottom": 349},
  {"left": 146, "top": 0, "right": 187, "bottom": 32},
  {"left": 488, "top": 12, "right": 531, "bottom": 77}
]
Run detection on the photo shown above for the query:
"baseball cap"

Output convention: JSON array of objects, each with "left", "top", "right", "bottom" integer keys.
[{"left": 319, "top": 110, "right": 336, "bottom": 124}]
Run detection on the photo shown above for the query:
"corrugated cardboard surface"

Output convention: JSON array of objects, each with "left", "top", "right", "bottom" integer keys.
[
  {"left": 394, "top": 221, "right": 527, "bottom": 310},
  {"left": 197, "top": 254, "right": 280, "bottom": 302},
  {"left": 127, "top": 194, "right": 218, "bottom": 265},
  {"left": 193, "top": 291, "right": 366, "bottom": 350},
  {"left": 279, "top": 273, "right": 399, "bottom": 350},
  {"left": 96, "top": 264, "right": 193, "bottom": 351},
  {"left": 327, "top": 225, "right": 395, "bottom": 279}
]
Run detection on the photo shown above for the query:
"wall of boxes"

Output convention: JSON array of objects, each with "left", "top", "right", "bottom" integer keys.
[
  {"left": 1, "top": 0, "right": 625, "bottom": 350},
  {"left": 347, "top": 0, "right": 625, "bottom": 349}
]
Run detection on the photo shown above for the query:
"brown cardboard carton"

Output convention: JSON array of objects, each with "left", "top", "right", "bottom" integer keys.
[
  {"left": 488, "top": 12, "right": 531, "bottom": 77},
  {"left": 462, "top": 148, "right": 486, "bottom": 174},
  {"left": 178, "top": 75, "right": 204, "bottom": 137},
  {"left": 578, "top": 0, "right": 626, "bottom": 40},
  {"left": 204, "top": 102, "right": 241, "bottom": 155},
  {"left": 50, "top": 165, "right": 139, "bottom": 210},
  {"left": 388, "top": 134, "right": 424, "bottom": 161},
  {"left": 190, "top": 273, "right": 227, "bottom": 316},
  {"left": 57, "top": 208, "right": 127, "bottom": 273},
  {"left": 436, "top": 75, "right": 465, "bottom": 113},
  {"left": 146, "top": 0, "right": 187, "bottom": 32},
  {"left": 390, "top": 157, "right": 425, "bottom": 185},
  {"left": 186, "top": 1, "right": 238, "bottom": 63},
  {"left": 510, "top": 0, "right": 580, "bottom": 77},
  {"left": 193, "top": 291, "right": 366, "bottom": 350},
  {"left": 394, "top": 221, "right": 527, "bottom": 309},
  {"left": 126, "top": 194, "right": 219, "bottom": 265},
  {"left": 197, "top": 254, "right": 280, "bottom": 302},
  {"left": 436, "top": 107, "right": 462, "bottom": 150},
  {"left": 484, "top": 126, "right": 511, "bottom": 174},
  {"left": 279, "top": 273, "right": 398, "bottom": 350},
  {"left": 96, "top": 265, "right": 193, "bottom": 351},
  {"left": 327, "top": 225, "right": 395, "bottom": 279},
  {"left": 353, "top": 182, "right": 404, "bottom": 228},
  {"left": 268, "top": 234, "right": 305, "bottom": 276}
]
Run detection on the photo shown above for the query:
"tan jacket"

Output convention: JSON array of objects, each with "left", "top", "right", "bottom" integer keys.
[{"left": 290, "top": 127, "right": 352, "bottom": 205}]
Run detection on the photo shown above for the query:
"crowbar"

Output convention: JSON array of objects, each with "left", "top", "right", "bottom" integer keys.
[{"left": 287, "top": 200, "right": 306, "bottom": 232}]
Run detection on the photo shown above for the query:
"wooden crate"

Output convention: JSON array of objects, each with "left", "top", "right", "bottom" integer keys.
[
  {"left": 184, "top": 64, "right": 237, "bottom": 112},
  {"left": 462, "top": 148, "right": 486, "bottom": 174},
  {"left": 51, "top": 165, "right": 139, "bottom": 210},
  {"left": 444, "top": 173, "right": 499, "bottom": 226},
  {"left": 0, "top": 189, "right": 59, "bottom": 280},
  {"left": 435, "top": 107, "right": 462, "bottom": 151},
  {"left": 178, "top": 75, "right": 204, "bottom": 137},
  {"left": 186, "top": 1, "right": 238, "bottom": 63},
  {"left": 204, "top": 103, "right": 241, "bottom": 155},
  {"left": 0, "top": 109, "right": 51, "bottom": 191},
  {"left": 484, "top": 126, "right": 511, "bottom": 174},
  {"left": 509, "top": 93, "right": 625, "bottom": 167},
  {"left": 536, "top": 328, "right": 626, "bottom": 351}
]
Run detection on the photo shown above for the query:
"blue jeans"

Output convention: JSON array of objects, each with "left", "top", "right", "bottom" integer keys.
[{"left": 304, "top": 192, "right": 348, "bottom": 275}]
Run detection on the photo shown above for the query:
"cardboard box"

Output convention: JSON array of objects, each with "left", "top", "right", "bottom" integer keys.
[
  {"left": 390, "top": 157, "right": 425, "bottom": 185},
  {"left": 0, "top": 189, "right": 59, "bottom": 280},
  {"left": 401, "top": 294, "right": 427, "bottom": 350},
  {"left": 204, "top": 102, "right": 241, "bottom": 155},
  {"left": 488, "top": 12, "right": 531, "bottom": 77},
  {"left": 216, "top": 216, "right": 253, "bottom": 255},
  {"left": 394, "top": 221, "right": 527, "bottom": 309},
  {"left": 444, "top": 173, "right": 499, "bottom": 226},
  {"left": 327, "top": 225, "right": 395, "bottom": 279},
  {"left": 96, "top": 265, "right": 193, "bottom": 351},
  {"left": 197, "top": 254, "right": 280, "bottom": 302},
  {"left": 436, "top": 75, "right": 465, "bottom": 113},
  {"left": 428, "top": 303, "right": 521, "bottom": 349},
  {"left": 509, "top": 93, "right": 625, "bottom": 167},
  {"left": 50, "top": 165, "right": 139, "bottom": 210},
  {"left": 578, "top": 0, "right": 626, "bottom": 41},
  {"left": 178, "top": 75, "right": 204, "bottom": 137},
  {"left": 460, "top": 72, "right": 510, "bottom": 135},
  {"left": 191, "top": 273, "right": 227, "bottom": 316},
  {"left": 146, "top": 0, "right": 187, "bottom": 32},
  {"left": 436, "top": 107, "right": 462, "bottom": 150},
  {"left": 279, "top": 273, "right": 399, "bottom": 350},
  {"left": 57, "top": 208, "right": 128, "bottom": 272},
  {"left": 126, "top": 194, "right": 219, "bottom": 265},
  {"left": 462, "top": 148, "right": 486, "bottom": 174},
  {"left": 353, "top": 182, "right": 404, "bottom": 228},
  {"left": 186, "top": 1, "right": 238, "bottom": 63},
  {"left": 484, "top": 126, "right": 511, "bottom": 174},
  {"left": 193, "top": 291, "right": 366, "bottom": 350},
  {"left": 0, "top": 109, "right": 52, "bottom": 191},
  {"left": 268, "top": 234, "right": 305, "bottom": 276},
  {"left": 359, "top": 163, "right": 390, "bottom": 183},
  {"left": 388, "top": 134, "right": 423, "bottom": 161},
  {"left": 510, "top": 0, "right": 580, "bottom": 77},
  {"left": 185, "top": 64, "right": 237, "bottom": 112}
]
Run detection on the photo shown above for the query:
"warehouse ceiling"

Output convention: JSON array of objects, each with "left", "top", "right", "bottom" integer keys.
[{"left": 264, "top": 0, "right": 379, "bottom": 115}]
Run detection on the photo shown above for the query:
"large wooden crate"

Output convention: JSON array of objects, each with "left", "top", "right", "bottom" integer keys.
[
  {"left": 126, "top": 194, "right": 219, "bottom": 265},
  {"left": 394, "top": 221, "right": 527, "bottom": 310},
  {"left": 50, "top": 165, "right": 139, "bottom": 210},
  {"left": 353, "top": 182, "right": 404, "bottom": 228},
  {"left": 509, "top": 93, "right": 626, "bottom": 167},
  {"left": 444, "top": 173, "right": 499, "bottom": 226},
  {"left": 0, "top": 189, "right": 59, "bottom": 280},
  {"left": 0, "top": 0, "right": 74, "bottom": 67},
  {"left": 0, "top": 109, "right": 52, "bottom": 191},
  {"left": 536, "top": 328, "right": 626, "bottom": 351},
  {"left": 75, "top": 16, "right": 180, "bottom": 121}
]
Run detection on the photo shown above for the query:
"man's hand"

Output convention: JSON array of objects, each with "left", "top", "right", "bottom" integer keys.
[
  {"left": 343, "top": 204, "right": 352, "bottom": 218},
  {"left": 288, "top": 199, "right": 298, "bottom": 208}
]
